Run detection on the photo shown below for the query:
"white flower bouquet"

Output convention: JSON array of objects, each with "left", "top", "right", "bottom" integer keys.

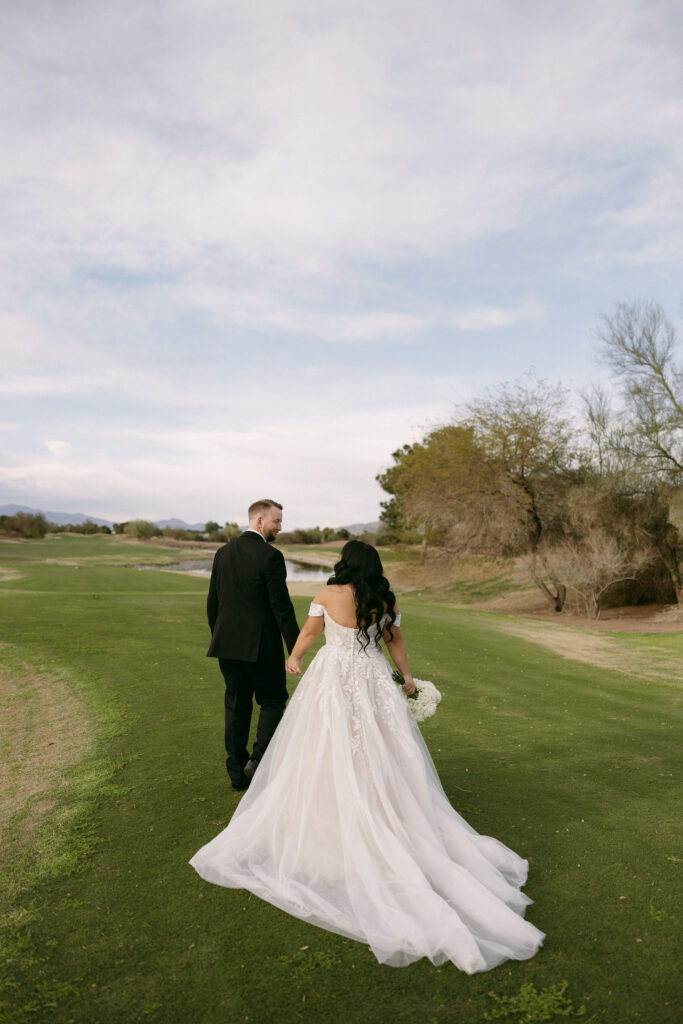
[{"left": 392, "top": 670, "right": 442, "bottom": 722}]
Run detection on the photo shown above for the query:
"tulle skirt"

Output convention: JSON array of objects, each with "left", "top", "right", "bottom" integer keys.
[{"left": 190, "top": 643, "right": 545, "bottom": 972}]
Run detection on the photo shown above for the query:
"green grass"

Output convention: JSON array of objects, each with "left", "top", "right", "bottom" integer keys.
[
  {"left": 0, "top": 536, "right": 680, "bottom": 1023},
  {"left": 418, "top": 572, "right": 520, "bottom": 604},
  {"left": 0, "top": 532, "right": 213, "bottom": 568}
]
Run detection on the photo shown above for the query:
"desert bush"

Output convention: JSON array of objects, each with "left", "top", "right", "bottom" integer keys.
[
  {"left": 0, "top": 512, "right": 48, "bottom": 538},
  {"left": 123, "top": 519, "right": 161, "bottom": 539}
]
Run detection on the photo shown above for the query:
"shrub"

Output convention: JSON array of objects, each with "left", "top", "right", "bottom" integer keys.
[
  {"left": 123, "top": 519, "right": 161, "bottom": 539},
  {"left": 0, "top": 512, "right": 48, "bottom": 539}
]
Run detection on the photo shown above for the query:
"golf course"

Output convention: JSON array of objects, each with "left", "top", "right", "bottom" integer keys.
[{"left": 1, "top": 534, "right": 680, "bottom": 1023}]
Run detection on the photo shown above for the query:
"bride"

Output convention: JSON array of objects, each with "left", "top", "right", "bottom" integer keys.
[{"left": 190, "top": 540, "right": 544, "bottom": 972}]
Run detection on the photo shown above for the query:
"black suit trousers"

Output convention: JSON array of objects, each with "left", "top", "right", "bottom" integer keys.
[{"left": 218, "top": 657, "right": 288, "bottom": 784}]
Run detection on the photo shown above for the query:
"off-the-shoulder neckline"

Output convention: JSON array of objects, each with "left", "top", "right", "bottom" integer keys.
[{"left": 310, "top": 603, "right": 397, "bottom": 631}]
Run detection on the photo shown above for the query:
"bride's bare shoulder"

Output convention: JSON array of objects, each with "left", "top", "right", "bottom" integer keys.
[
  {"left": 312, "top": 585, "right": 337, "bottom": 605},
  {"left": 316, "top": 583, "right": 356, "bottom": 608}
]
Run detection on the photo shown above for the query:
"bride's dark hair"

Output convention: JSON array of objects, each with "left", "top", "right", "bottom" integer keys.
[{"left": 328, "top": 539, "right": 397, "bottom": 649}]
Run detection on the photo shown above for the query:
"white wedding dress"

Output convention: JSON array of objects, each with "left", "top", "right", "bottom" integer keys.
[{"left": 190, "top": 606, "right": 545, "bottom": 972}]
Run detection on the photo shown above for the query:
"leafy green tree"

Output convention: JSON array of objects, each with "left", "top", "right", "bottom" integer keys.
[
  {"left": 0, "top": 512, "right": 48, "bottom": 539},
  {"left": 220, "top": 522, "right": 241, "bottom": 542},
  {"left": 124, "top": 519, "right": 161, "bottom": 539},
  {"left": 377, "top": 379, "right": 578, "bottom": 567},
  {"left": 378, "top": 427, "right": 492, "bottom": 556}
]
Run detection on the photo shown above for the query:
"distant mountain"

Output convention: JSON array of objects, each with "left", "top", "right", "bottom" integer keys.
[
  {"left": 154, "top": 517, "right": 207, "bottom": 531},
  {"left": 341, "top": 521, "right": 380, "bottom": 534},
  {"left": 0, "top": 505, "right": 206, "bottom": 531},
  {"left": 1, "top": 505, "right": 380, "bottom": 535},
  {"left": 0, "top": 504, "right": 114, "bottom": 528}
]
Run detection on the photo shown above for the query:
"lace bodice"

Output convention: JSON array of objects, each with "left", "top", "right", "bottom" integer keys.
[{"left": 308, "top": 603, "right": 401, "bottom": 655}]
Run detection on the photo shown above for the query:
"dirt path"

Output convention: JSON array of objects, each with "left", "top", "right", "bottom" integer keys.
[{"left": 0, "top": 652, "right": 93, "bottom": 868}]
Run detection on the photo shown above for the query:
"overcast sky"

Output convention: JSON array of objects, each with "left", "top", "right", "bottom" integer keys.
[{"left": 2, "top": 0, "right": 683, "bottom": 527}]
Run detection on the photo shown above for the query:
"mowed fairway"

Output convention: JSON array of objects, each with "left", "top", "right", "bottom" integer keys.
[{"left": 1, "top": 535, "right": 680, "bottom": 1024}]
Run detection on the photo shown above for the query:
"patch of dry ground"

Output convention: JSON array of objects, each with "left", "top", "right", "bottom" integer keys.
[
  {"left": 0, "top": 653, "right": 93, "bottom": 850},
  {"left": 379, "top": 550, "right": 682, "bottom": 681},
  {"left": 0, "top": 565, "right": 22, "bottom": 583},
  {"left": 493, "top": 616, "right": 682, "bottom": 683}
]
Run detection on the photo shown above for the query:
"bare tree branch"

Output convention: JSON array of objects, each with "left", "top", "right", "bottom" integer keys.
[{"left": 593, "top": 301, "right": 683, "bottom": 482}]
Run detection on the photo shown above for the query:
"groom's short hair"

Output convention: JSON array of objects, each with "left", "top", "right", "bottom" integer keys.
[{"left": 248, "top": 498, "right": 283, "bottom": 520}]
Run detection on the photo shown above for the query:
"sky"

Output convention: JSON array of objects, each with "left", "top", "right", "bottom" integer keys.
[{"left": 1, "top": 0, "right": 683, "bottom": 528}]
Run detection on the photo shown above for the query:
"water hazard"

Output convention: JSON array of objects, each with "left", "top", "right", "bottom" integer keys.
[{"left": 138, "top": 558, "right": 332, "bottom": 582}]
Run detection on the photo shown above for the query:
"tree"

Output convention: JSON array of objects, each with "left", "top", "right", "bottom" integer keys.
[
  {"left": 377, "top": 379, "right": 579, "bottom": 574},
  {"left": 124, "top": 519, "right": 161, "bottom": 539},
  {"left": 583, "top": 299, "right": 683, "bottom": 600},
  {"left": 463, "top": 377, "right": 579, "bottom": 554},
  {"left": 0, "top": 512, "right": 48, "bottom": 539},
  {"left": 377, "top": 428, "right": 490, "bottom": 557},
  {"left": 221, "top": 522, "right": 241, "bottom": 542},
  {"left": 376, "top": 355, "right": 682, "bottom": 612},
  {"left": 587, "top": 300, "right": 683, "bottom": 485},
  {"left": 533, "top": 472, "right": 679, "bottom": 612},
  {"left": 538, "top": 530, "right": 652, "bottom": 618}
]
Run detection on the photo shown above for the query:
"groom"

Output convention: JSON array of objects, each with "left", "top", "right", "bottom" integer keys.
[{"left": 207, "top": 499, "right": 300, "bottom": 790}]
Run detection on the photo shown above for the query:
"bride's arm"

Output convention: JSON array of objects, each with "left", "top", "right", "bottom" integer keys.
[
  {"left": 285, "top": 614, "right": 324, "bottom": 674},
  {"left": 382, "top": 613, "right": 416, "bottom": 695}
]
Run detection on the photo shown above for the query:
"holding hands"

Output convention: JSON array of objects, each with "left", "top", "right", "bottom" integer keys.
[{"left": 285, "top": 609, "right": 325, "bottom": 676}]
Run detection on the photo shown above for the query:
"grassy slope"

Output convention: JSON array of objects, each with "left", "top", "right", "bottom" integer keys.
[
  {"left": 0, "top": 537, "right": 680, "bottom": 1024},
  {"left": 0, "top": 533, "right": 214, "bottom": 582}
]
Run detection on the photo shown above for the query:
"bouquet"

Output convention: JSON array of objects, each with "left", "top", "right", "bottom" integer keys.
[{"left": 392, "top": 670, "right": 442, "bottom": 723}]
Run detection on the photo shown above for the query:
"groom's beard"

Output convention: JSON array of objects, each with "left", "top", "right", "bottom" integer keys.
[{"left": 264, "top": 530, "right": 277, "bottom": 543}]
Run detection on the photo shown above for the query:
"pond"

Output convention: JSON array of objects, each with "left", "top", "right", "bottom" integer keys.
[{"left": 137, "top": 558, "right": 332, "bottom": 582}]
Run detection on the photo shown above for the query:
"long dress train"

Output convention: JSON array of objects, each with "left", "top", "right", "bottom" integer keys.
[{"left": 190, "top": 606, "right": 545, "bottom": 972}]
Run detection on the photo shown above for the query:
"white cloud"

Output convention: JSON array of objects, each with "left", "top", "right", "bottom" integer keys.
[
  {"left": 2, "top": 1, "right": 683, "bottom": 521},
  {"left": 3, "top": 0, "right": 682, "bottom": 285},
  {"left": 446, "top": 303, "right": 543, "bottom": 332},
  {"left": 45, "top": 440, "right": 71, "bottom": 457},
  {"left": 0, "top": 403, "right": 441, "bottom": 525}
]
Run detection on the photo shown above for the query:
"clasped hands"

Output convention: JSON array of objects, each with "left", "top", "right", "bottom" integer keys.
[{"left": 286, "top": 656, "right": 416, "bottom": 695}]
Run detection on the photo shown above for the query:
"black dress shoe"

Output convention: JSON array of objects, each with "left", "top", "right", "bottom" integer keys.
[
  {"left": 231, "top": 775, "right": 250, "bottom": 791},
  {"left": 243, "top": 758, "right": 258, "bottom": 780}
]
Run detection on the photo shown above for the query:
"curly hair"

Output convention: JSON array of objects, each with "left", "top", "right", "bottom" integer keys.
[{"left": 327, "top": 539, "right": 397, "bottom": 649}]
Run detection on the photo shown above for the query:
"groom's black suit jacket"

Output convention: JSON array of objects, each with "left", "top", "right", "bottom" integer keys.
[{"left": 206, "top": 531, "right": 299, "bottom": 662}]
